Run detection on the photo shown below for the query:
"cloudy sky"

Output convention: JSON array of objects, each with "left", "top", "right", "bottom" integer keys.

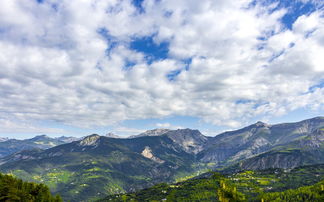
[{"left": 0, "top": 0, "right": 323, "bottom": 138}]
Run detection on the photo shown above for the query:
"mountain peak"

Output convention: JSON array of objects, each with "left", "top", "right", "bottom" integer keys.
[
  {"left": 56, "top": 136, "right": 80, "bottom": 143},
  {"left": 35, "top": 134, "right": 50, "bottom": 138},
  {"left": 254, "top": 121, "right": 269, "bottom": 127},
  {"left": 30, "top": 134, "right": 51, "bottom": 141},
  {"left": 105, "top": 132, "right": 121, "bottom": 138},
  {"left": 163, "top": 128, "right": 207, "bottom": 154},
  {"left": 79, "top": 134, "right": 100, "bottom": 146},
  {"left": 129, "top": 128, "right": 171, "bottom": 138},
  {"left": 142, "top": 128, "right": 171, "bottom": 135}
]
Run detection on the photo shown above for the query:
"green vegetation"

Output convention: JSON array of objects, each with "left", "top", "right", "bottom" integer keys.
[
  {"left": 258, "top": 180, "right": 324, "bottom": 202},
  {"left": 226, "top": 164, "right": 324, "bottom": 195},
  {"left": 0, "top": 172, "right": 62, "bottom": 202},
  {"left": 98, "top": 165, "right": 324, "bottom": 202},
  {"left": 99, "top": 174, "right": 324, "bottom": 202},
  {"left": 99, "top": 173, "right": 245, "bottom": 202},
  {"left": 5, "top": 161, "right": 324, "bottom": 201},
  {"left": 0, "top": 135, "right": 202, "bottom": 201}
]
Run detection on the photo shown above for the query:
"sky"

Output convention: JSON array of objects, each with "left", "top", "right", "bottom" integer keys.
[{"left": 0, "top": 0, "right": 323, "bottom": 139}]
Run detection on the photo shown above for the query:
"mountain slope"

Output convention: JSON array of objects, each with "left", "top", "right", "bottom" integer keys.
[
  {"left": 199, "top": 117, "right": 324, "bottom": 167},
  {"left": 0, "top": 131, "right": 205, "bottom": 201},
  {"left": 233, "top": 128, "right": 324, "bottom": 170}
]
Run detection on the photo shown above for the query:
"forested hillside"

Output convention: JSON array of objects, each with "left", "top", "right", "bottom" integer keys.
[
  {"left": 0, "top": 173, "right": 62, "bottom": 202},
  {"left": 99, "top": 165, "right": 324, "bottom": 202}
]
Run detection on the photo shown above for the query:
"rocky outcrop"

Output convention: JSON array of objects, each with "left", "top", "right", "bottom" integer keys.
[
  {"left": 141, "top": 146, "right": 165, "bottom": 164},
  {"left": 79, "top": 134, "right": 100, "bottom": 146},
  {"left": 163, "top": 129, "right": 209, "bottom": 154}
]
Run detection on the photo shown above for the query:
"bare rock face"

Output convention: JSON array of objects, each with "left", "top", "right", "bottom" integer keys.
[
  {"left": 240, "top": 152, "right": 304, "bottom": 170},
  {"left": 230, "top": 137, "right": 271, "bottom": 161},
  {"left": 129, "top": 128, "right": 208, "bottom": 154},
  {"left": 141, "top": 146, "right": 165, "bottom": 164},
  {"left": 200, "top": 122, "right": 272, "bottom": 164},
  {"left": 231, "top": 126, "right": 324, "bottom": 171},
  {"left": 238, "top": 147, "right": 324, "bottom": 171},
  {"left": 200, "top": 117, "right": 324, "bottom": 167},
  {"left": 79, "top": 134, "right": 100, "bottom": 146},
  {"left": 163, "top": 129, "right": 208, "bottom": 154}
]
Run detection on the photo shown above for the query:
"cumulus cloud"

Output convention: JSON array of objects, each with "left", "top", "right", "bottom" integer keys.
[{"left": 0, "top": 0, "right": 323, "bottom": 133}]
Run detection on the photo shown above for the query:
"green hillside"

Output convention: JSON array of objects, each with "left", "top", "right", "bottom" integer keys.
[
  {"left": 0, "top": 134, "right": 207, "bottom": 201},
  {"left": 0, "top": 172, "right": 62, "bottom": 202},
  {"left": 99, "top": 164, "right": 324, "bottom": 202}
]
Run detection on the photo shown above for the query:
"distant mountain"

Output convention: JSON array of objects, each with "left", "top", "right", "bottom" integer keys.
[
  {"left": 0, "top": 135, "right": 78, "bottom": 158},
  {"left": 56, "top": 136, "right": 80, "bottom": 143},
  {"left": 234, "top": 128, "right": 324, "bottom": 170},
  {"left": 0, "top": 129, "right": 204, "bottom": 201},
  {"left": 1, "top": 117, "right": 324, "bottom": 201},
  {"left": 162, "top": 129, "right": 210, "bottom": 154},
  {"left": 105, "top": 133, "right": 121, "bottom": 138},
  {"left": 129, "top": 128, "right": 171, "bottom": 138},
  {"left": 0, "top": 137, "right": 9, "bottom": 142},
  {"left": 199, "top": 117, "right": 324, "bottom": 168},
  {"left": 130, "top": 128, "right": 209, "bottom": 154}
]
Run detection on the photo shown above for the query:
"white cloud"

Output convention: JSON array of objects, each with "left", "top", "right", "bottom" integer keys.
[
  {"left": 156, "top": 122, "right": 183, "bottom": 129},
  {"left": 0, "top": 0, "right": 323, "bottom": 133},
  {"left": 110, "top": 126, "right": 145, "bottom": 137}
]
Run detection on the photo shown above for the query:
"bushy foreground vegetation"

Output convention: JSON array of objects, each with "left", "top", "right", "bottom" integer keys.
[
  {"left": 258, "top": 181, "right": 324, "bottom": 202},
  {"left": 0, "top": 173, "right": 62, "bottom": 202}
]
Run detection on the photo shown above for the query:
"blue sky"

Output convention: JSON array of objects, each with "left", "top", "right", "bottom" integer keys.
[{"left": 0, "top": 0, "right": 323, "bottom": 138}]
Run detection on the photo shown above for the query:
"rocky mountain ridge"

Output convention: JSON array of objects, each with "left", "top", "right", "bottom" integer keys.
[
  {"left": 199, "top": 117, "right": 324, "bottom": 168},
  {"left": 0, "top": 117, "right": 323, "bottom": 201}
]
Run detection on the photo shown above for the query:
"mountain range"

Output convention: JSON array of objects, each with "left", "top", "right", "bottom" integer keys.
[
  {"left": 0, "top": 117, "right": 323, "bottom": 201},
  {"left": 0, "top": 135, "right": 79, "bottom": 158}
]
